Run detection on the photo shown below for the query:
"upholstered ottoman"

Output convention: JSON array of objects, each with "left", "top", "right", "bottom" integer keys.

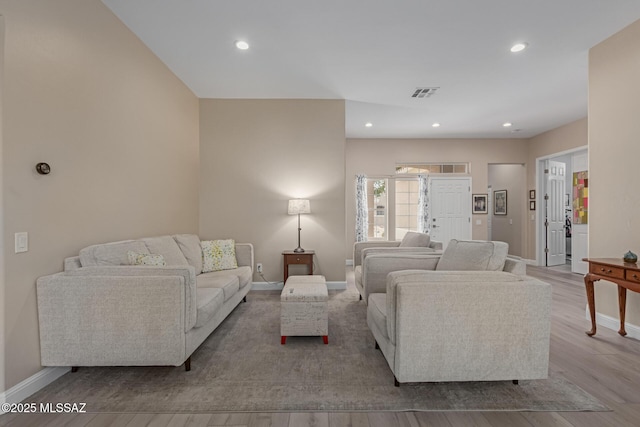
[{"left": 280, "top": 275, "right": 328, "bottom": 344}]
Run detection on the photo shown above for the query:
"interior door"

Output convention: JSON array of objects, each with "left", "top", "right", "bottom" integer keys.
[
  {"left": 545, "top": 160, "right": 566, "bottom": 266},
  {"left": 429, "top": 177, "right": 472, "bottom": 249}
]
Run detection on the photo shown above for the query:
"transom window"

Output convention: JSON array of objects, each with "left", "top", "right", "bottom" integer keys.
[{"left": 396, "top": 163, "right": 469, "bottom": 175}]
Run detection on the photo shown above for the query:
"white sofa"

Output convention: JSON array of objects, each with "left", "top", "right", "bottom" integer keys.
[
  {"left": 36, "top": 234, "right": 253, "bottom": 371},
  {"left": 356, "top": 239, "right": 525, "bottom": 304},
  {"left": 366, "top": 240, "right": 551, "bottom": 386},
  {"left": 353, "top": 232, "right": 443, "bottom": 301}
]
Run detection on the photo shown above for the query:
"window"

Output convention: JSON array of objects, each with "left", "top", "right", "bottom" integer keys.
[
  {"left": 395, "top": 179, "right": 418, "bottom": 240},
  {"left": 367, "top": 178, "right": 387, "bottom": 239},
  {"left": 396, "top": 163, "right": 469, "bottom": 175}
]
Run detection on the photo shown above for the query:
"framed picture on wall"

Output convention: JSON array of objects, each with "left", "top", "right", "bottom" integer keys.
[
  {"left": 472, "top": 194, "right": 488, "bottom": 214},
  {"left": 494, "top": 190, "right": 507, "bottom": 215}
]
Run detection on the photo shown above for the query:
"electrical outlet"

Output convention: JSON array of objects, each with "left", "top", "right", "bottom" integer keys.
[{"left": 257, "top": 263, "right": 263, "bottom": 273}]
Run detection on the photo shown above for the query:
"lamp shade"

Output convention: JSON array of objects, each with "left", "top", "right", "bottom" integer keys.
[{"left": 288, "top": 199, "right": 310, "bottom": 215}]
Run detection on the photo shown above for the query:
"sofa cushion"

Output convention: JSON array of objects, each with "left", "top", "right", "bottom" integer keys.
[
  {"left": 195, "top": 288, "right": 224, "bottom": 328},
  {"left": 127, "top": 251, "right": 166, "bottom": 266},
  {"left": 173, "top": 234, "right": 203, "bottom": 274},
  {"left": 202, "top": 239, "right": 238, "bottom": 272},
  {"left": 142, "top": 236, "right": 189, "bottom": 267},
  {"left": 79, "top": 240, "right": 149, "bottom": 267},
  {"left": 367, "top": 293, "right": 389, "bottom": 340},
  {"left": 399, "top": 232, "right": 431, "bottom": 247},
  {"left": 197, "top": 273, "right": 240, "bottom": 302},
  {"left": 436, "top": 239, "right": 508, "bottom": 272}
]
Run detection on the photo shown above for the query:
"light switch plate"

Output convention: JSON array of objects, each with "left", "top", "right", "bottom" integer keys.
[{"left": 15, "top": 232, "right": 28, "bottom": 253}]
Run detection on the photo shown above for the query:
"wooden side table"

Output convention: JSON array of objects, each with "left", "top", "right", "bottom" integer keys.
[
  {"left": 283, "top": 250, "right": 314, "bottom": 283},
  {"left": 583, "top": 257, "right": 640, "bottom": 337}
]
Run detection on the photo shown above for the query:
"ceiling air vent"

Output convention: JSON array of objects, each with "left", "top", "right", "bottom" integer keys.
[{"left": 411, "top": 87, "right": 439, "bottom": 98}]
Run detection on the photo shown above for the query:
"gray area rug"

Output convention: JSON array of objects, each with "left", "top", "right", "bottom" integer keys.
[{"left": 29, "top": 288, "right": 608, "bottom": 412}]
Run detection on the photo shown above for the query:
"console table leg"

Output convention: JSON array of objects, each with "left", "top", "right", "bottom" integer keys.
[
  {"left": 584, "top": 274, "right": 597, "bottom": 336},
  {"left": 618, "top": 285, "right": 628, "bottom": 336}
]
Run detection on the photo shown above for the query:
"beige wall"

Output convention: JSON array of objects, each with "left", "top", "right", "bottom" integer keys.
[
  {"left": 345, "top": 139, "right": 528, "bottom": 258},
  {"left": 488, "top": 164, "right": 526, "bottom": 257},
  {"left": 525, "top": 118, "right": 588, "bottom": 259},
  {"left": 589, "top": 19, "right": 640, "bottom": 325},
  {"left": 199, "top": 99, "right": 346, "bottom": 283},
  {"left": 1, "top": 0, "right": 199, "bottom": 389}
]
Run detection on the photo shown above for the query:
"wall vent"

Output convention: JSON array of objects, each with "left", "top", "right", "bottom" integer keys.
[{"left": 411, "top": 87, "right": 439, "bottom": 98}]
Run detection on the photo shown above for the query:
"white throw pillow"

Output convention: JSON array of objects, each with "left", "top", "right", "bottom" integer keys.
[
  {"left": 201, "top": 239, "right": 238, "bottom": 273},
  {"left": 399, "top": 231, "right": 431, "bottom": 247},
  {"left": 127, "top": 251, "right": 166, "bottom": 266}
]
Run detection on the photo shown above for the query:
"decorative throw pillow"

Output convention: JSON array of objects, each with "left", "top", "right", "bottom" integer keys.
[
  {"left": 399, "top": 231, "right": 431, "bottom": 247},
  {"left": 201, "top": 239, "right": 238, "bottom": 273},
  {"left": 127, "top": 251, "right": 166, "bottom": 266}
]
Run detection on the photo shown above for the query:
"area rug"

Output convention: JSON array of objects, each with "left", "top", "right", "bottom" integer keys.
[{"left": 28, "top": 288, "right": 608, "bottom": 413}]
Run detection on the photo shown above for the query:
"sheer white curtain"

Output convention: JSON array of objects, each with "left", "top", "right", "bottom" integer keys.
[
  {"left": 417, "top": 174, "right": 430, "bottom": 234},
  {"left": 355, "top": 174, "right": 368, "bottom": 242}
]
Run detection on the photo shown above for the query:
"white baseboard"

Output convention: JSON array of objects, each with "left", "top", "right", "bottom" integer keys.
[
  {"left": 1, "top": 367, "right": 70, "bottom": 411},
  {"left": 252, "top": 281, "right": 347, "bottom": 291},
  {"left": 524, "top": 259, "right": 537, "bottom": 266},
  {"left": 585, "top": 305, "right": 640, "bottom": 340}
]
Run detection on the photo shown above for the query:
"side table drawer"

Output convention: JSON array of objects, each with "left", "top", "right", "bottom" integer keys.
[
  {"left": 590, "top": 263, "right": 624, "bottom": 280},
  {"left": 284, "top": 254, "right": 312, "bottom": 265},
  {"left": 626, "top": 270, "right": 640, "bottom": 284}
]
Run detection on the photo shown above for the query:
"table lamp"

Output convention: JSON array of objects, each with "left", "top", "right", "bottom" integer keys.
[{"left": 288, "top": 199, "right": 311, "bottom": 253}]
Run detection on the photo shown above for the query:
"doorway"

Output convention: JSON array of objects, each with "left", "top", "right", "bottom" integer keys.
[
  {"left": 536, "top": 147, "right": 588, "bottom": 273},
  {"left": 488, "top": 164, "right": 526, "bottom": 257}
]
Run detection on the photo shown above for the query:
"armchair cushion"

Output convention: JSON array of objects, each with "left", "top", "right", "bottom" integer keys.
[
  {"left": 399, "top": 232, "right": 431, "bottom": 248},
  {"left": 436, "top": 239, "right": 508, "bottom": 272}
]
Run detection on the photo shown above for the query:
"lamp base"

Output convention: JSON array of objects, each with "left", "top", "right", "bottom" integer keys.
[{"left": 293, "top": 247, "right": 305, "bottom": 253}]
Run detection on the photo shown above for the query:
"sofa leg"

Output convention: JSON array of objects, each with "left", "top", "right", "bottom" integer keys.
[
  {"left": 184, "top": 357, "right": 191, "bottom": 372},
  {"left": 375, "top": 341, "right": 379, "bottom": 350},
  {"left": 512, "top": 380, "right": 519, "bottom": 385},
  {"left": 243, "top": 296, "right": 247, "bottom": 303},
  {"left": 71, "top": 367, "right": 78, "bottom": 373},
  {"left": 281, "top": 336, "right": 286, "bottom": 345},
  {"left": 394, "top": 377, "right": 400, "bottom": 387},
  {"left": 359, "top": 294, "right": 362, "bottom": 301},
  {"left": 323, "top": 335, "right": 328, "bottom": 345}
]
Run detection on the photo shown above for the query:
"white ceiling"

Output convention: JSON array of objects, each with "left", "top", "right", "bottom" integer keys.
[{"left": 102, "top": 0, "right": 640, "bottom": 139}]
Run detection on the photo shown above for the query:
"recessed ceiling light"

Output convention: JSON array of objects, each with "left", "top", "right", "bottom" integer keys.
[
  {"left": 503, "top": 122, "right": 512, "bottom": 127},
  {"left": 365, "top": 122, "right": 373, "bottom": 128},
  {"left": 432, "top": 123, "right": 440, "bottom": 128},
  {"left": 510, "top": 42, "right": 528, "bottom": 53},
  {"left": 235, "top": 40, "right": 249, "bottom": 50}
]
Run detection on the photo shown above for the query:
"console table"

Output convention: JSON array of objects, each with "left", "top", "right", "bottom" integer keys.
[
  {"left": 283, "top": 250, "right": 314, "bottom": 283},
  {"left": 583, "top": 258, "right": 640, "bottom": 337}
]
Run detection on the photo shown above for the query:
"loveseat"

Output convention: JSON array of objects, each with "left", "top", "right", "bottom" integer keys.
[
  {"left": 36, "top": 234, "right": 253, "bottom": 371},
  {"left": 353, "top": 232, "right": 443, "bottom": 301},
  {"left": 356, "top": 238, "right": 525, "bottom": 303},
  {"left": 365, "top": 240, "right": 551, "bottom": 386}
]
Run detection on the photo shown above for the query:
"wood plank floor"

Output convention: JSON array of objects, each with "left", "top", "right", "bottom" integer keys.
[{"left": 3, "top": 264, "right": 640, "bottom": 426}]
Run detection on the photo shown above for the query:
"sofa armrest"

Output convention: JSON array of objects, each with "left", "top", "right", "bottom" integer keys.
[
  {"left": 429, "top": 240, "right": 443, "bottom": 251},
  {"left": 504, "top": 256, "right": 526, "bottom": 276},
  {"left": 361, "top": 253, "right": 441, "bottom": 301},
  {"left": 353, "top": 241, "right": 401, "bottom": 266},
  {"left": 36, "top": 271, "right": 192, "bottom": 367},
  {"left": 235, "top": 243, "right": 254, "bottom": 270},
  {"left": 58, "top": 265, "right": 197, "bottom": 331}
]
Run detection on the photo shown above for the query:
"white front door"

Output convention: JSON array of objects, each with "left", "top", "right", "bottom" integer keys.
[
  {"left": 429, "top": 177, "right": 472, "bottom": 249},
  {"left": 545, "top": 160, "right": 566, "bottom": 266}
]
